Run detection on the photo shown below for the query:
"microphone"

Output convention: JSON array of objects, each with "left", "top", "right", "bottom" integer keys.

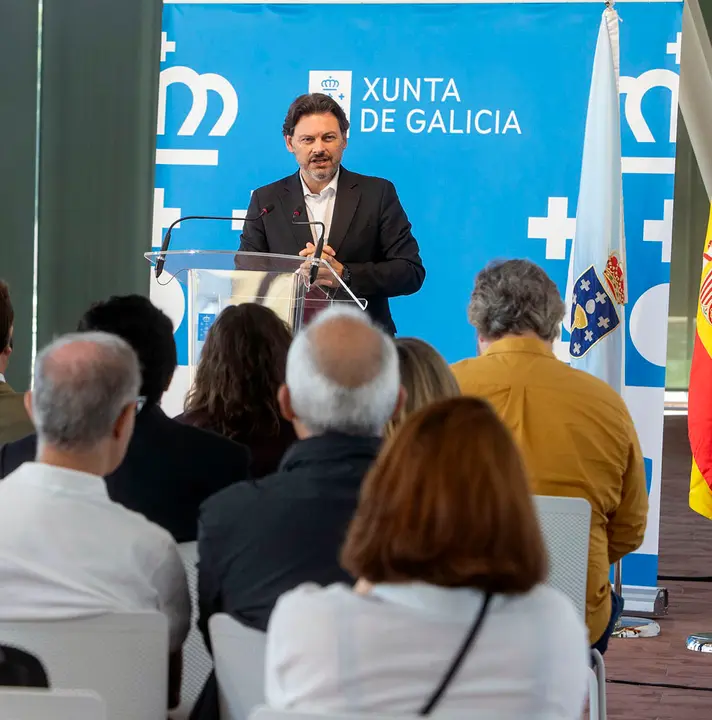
[
  {"left": 154, "top": 203, "right": 275, "bottom": 279},
  {"left": 291, "top": 206, "right": 326, "bottom": 285}
]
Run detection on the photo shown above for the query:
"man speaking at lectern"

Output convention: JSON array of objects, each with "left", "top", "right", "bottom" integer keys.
[{"left": 238, "top": 93, "right": 425, "bottom": 335}]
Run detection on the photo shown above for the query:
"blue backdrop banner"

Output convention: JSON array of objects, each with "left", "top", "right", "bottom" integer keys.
[{"left": 155, "top": 1, "right": 682, "bottom": 595}]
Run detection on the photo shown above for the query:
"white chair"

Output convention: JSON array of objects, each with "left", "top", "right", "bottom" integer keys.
[
  {"left": 0, "top": 612, "right": 168, "bottom": 720},
  {"left": 0, "top": 688, "right": 107, "bottom": 720},
  {"left": 210, "top": 613, "right": 266, "bottom": 720},
  {"left": 534, "top": 495, "right": 591, "bottom": 617},
  {"left": 534, "top": 494, "right": 604, "bottom": 720},
  {"left": 590, "top": 648, "right": 607, "bottom": 720},
  {"left": 172, "top": 541, "right": 213, "bottom": 719}
]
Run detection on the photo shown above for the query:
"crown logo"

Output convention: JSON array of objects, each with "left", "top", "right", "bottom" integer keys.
[
  {"left": 619, "top": 69, "right": 678, "bottom": 144},
  {"left": 157, "top": 66, "right": 238, "bottom": 137},
  {"left": 321, "top": 76, "right": 340, "bottom": 91}
]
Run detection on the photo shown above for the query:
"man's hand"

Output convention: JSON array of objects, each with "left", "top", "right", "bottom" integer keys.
[{"left": 299, "top": 242, "right": 344, "bottom": 287}]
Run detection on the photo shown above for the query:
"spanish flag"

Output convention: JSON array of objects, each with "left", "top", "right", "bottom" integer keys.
[{"left": 689, "top": 205, "right": 712, "bottom": 519}]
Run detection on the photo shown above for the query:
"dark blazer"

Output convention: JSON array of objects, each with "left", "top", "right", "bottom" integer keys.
[
  {"left": 0, "top": 404, "right": 251, "bottom": 543},
  {"left": 0, "top": 382, "right": 33, "bottom": 448},
  {"left": 174, "top": 410, "right": 296, "bottom": 479},
  {"left": 238, "top": 167, "right": 425, "bottom": 334},
  {"left": 197, "top": 432, "right": 381, "bottom": 641}
]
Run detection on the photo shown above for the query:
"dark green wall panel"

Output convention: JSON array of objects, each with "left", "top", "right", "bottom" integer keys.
[
  {"left": 36, "top": 0, "right": 162, "bottom": 346},
  {"left": 0, "top": 0, "right": 40, "bottom": 390}
]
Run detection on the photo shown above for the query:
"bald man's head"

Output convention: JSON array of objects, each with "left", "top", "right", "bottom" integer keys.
[
  {"left": 31, "top": 332, "right": 140, "bottom": 452},
  {"left": 284, "top": 308, "right": 401, "bottom": 437}
]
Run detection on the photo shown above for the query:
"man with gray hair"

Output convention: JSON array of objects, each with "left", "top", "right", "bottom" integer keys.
[
  {"left": 451, "top": 259, "right": 647, "bottom": 655},
  {"left": 0, "top": 332, "right": 190, "bottom": 705},
  {"left": 197, "top": 306, "right": 404, "bottom": 637}
]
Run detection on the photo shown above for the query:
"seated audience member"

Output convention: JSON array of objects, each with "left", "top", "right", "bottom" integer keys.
[
  {"left": 386, "top": 336, "right": 460, "bottom": 437},
  {"left": 266, "top": 397, "right": 589, "bottom": 718},
  {"left": 197, "top": 306, "right": 404, "bottom": 637},
  {"left": 0, "top": 333, "right": 190, "bottom": 706},
  {"left": 451, "top": 259, "right": 648, "bottom": 654},
  {"left": 0, "top": 281, "right": 33, "bottom": 446},
  {"left": 177, "top": 304, "right": 296, "bottom": 477},
  {"left": 0, "top": 295, "right": 250, "bottom": 542}
]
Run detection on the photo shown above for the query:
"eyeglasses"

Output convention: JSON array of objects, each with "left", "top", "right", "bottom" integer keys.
[{"left": 136, "top": 396, "right": 147, "bottom": 414}]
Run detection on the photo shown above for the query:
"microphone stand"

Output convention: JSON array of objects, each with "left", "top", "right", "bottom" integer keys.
[
  {"left": 291, "top": 208, "right": 327, "bottom": 286},
  {"left": 155, "top": 205, "right": 274, "bottom": 279}
]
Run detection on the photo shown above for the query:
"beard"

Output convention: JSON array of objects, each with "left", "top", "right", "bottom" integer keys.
[
  {"left": 304, "top": 165, "right": 338, "bottom": 183},
  {"left": 303, "top": 153, "right": 339, "bottom": 183}
]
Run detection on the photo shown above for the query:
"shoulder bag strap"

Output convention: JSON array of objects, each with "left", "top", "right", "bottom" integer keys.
[{"left": 419, "top": 592, "right": 493, "bottom": 716}]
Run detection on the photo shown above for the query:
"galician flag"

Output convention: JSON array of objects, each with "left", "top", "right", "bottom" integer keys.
[
  {"left": 689, "top": 206, "right": 712, "bottom": 520},
  {"left": 564, "top": 6, "right": 627, "bottom": 395}
]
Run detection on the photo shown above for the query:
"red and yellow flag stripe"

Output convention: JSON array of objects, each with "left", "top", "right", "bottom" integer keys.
[{"left": 689, "top": 205, "right": 712, "bottom": 519}]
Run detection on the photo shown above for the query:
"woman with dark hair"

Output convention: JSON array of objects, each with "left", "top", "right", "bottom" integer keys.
[
  {"left": 265, "top": 397, "right": 588, "bottom": 718},
  {"left": 177, "top": 304, "right": 296, "bottom": 478}
]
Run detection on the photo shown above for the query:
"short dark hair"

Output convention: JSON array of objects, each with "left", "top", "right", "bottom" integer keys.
[
  {"left": 184, "top": 304, "right": 292, "bottom": 438},
  {"left": 0, "top": 280, "right": 14, "bottom": 352},
  {"left": 77, "top": 295, "right": 177, "bottom": 406},
  {"left": 342, "top": 397, "right": 548, "bottom": 593},
  {"left": 282, "top": 93, "right": 350, "bottom": 137}
]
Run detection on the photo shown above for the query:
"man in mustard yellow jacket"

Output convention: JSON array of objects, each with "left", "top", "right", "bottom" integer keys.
[
  {"left": 0, "top": 281, "right": 33, "bottom": 448},
  {"left": 452, "top": 259, "right": 648, "bottom": 654}
]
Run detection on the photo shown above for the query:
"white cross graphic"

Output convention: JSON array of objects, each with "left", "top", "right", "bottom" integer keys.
[
  {"left": 152, "top": 188, "right": 181, "bottom": 248},
  {"left": 595, "top": 291, "right": 607, "bottom": 304},
  {"left": 643, "top": 198, "right": 674, "bottom": 263},
  {"left": 584, "top": 330, "right": 594, "bottom": 342},
  {"left": 580, "top": 279, "right": 591, "bottom": 291},
  {"left": 232, "top": 209, "right": 249, "bottom": 231},
  {"left": 598, "top": 316, "right": 610, "bottom": 329},
  {"left": 161, "top": 33, "right": 176, "bottom": 63},
  {"left": 666, "top": 32, "right": 681, "bottom": 65},
  {"left": 572, "top": 343, "right": 582, "bottom": 355},
  {"left": 527, "top": 197, "right": 576, "bottom": 260}
]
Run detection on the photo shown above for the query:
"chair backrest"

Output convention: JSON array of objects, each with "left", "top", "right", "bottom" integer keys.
[
  {"left": 534, "top": 494, "right": 592, "bottom": 618},
  {"left": 0, "top": 612, "right": 168, "bottom": 720},
  {"left": 0, "top": 688, "right": 106, "bottom": 720},
  {"left": 177, "top": 541, "right": 213, "bottom": 715},
  {"left": 210, "top": 613, "right": 267, "bottom": 720}
]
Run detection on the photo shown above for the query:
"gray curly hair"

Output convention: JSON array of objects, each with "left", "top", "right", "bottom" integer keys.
[{"left": 467, "top": 259, "right": 565, "bottom": 343}]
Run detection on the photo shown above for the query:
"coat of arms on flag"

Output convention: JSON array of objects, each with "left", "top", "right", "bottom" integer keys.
[
  {"left": 603, "top": 251, "right": 626, "bottom": 305},
  {"left": 569, "top": 265, "right": 620, "bottom": 358}
]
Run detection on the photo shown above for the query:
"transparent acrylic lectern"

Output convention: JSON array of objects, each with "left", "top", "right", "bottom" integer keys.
[{"left": 144, "top": 250, "right": 367, "bottom": 370}]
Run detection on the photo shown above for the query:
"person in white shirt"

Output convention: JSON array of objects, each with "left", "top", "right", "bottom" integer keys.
[
  {"left": 266, "top": 397, "right": 589, "bottom": 720},
  {"left": 0, "top": 331, "right": 190, "bottom": 707}
]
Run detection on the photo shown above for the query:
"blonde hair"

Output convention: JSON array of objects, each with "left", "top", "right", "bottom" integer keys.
[{"left": 386, "top": 338, "right": 460, "bottom": 438}]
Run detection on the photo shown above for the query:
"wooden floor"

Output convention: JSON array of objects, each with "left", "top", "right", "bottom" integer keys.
[{"left": 604, "top": 414, "right": 712, "bottom": 719}]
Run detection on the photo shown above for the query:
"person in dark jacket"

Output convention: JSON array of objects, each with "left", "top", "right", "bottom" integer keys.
[
  {"left": 190, "top": 306, "right": 404, "bottom": 720},
  {"left": 0, "top": 295, "right": 250, "bottom": 543},
  {"left": 197, "top": 305, "right": 405, "bottom": 638},
  {"left": 176, "top": 304, "right": 296, "bottom": 478}
]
